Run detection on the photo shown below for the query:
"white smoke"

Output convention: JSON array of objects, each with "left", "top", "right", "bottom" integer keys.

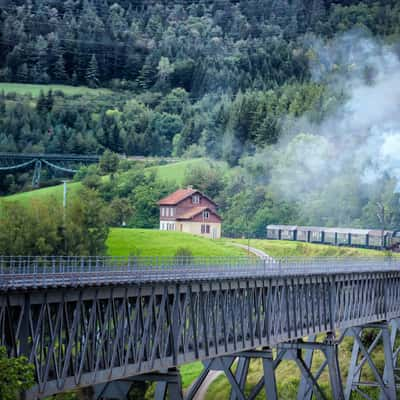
[{"left": 267, "top": 30, "right": 400, "bottom": 224}]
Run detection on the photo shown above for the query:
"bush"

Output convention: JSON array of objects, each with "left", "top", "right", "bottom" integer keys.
[
  {"left": 174, "top": 247, "right": 193, "bottom": 264},
  {"left": 0, "top": 346, "right": 35, "bottom": 400}
]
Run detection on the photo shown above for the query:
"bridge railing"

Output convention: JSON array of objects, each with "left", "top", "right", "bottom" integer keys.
[
  {"left": 0, "top": 256, "right": 399, "bottom": 288},
  {"left": 0, "top": 255, "right": 263, "bottom": 272}
]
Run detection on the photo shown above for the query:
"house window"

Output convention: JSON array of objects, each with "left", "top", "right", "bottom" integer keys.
[
  {"left": 203, "top": 210, "right": 209, "bottom": 219},
  {"left": 170, "top": 208, "right": 174, "bottom": 216},
  {"left": 166, "top": 208, "right": 169, "bottom": 217},
  {"left": 161, "top": 207, "right": 165, "bottom": 217},
  {"left": 192, "top": 195, "right": 200, "bottom": 204},
  {"left": 201, "top": 224, "right": 210, "bottom": 234}
]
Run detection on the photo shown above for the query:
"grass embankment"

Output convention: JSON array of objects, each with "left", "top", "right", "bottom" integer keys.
[
  {"left": 2, "top": 181, "right": 82, "bottom": 207},
  {"left": 0, "top": 82, "right": 111, "bottom": 96},
  {"left": 147, "top": 158, "right": 209, "bottom": 183},
  {"left": 228, "top": 239, "right": 389, "bottom": 258},
  {"left": 107, "top": 228, "right": 246, "bottom": 257}
]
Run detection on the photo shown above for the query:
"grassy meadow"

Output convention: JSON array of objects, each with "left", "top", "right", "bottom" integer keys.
[
  {"left": 2, "top": 181, "right": 82, "bottom": 207},
  {"left": 0, "top": 82, "right": 111, "bottom": 97},
  {"left": 107, "top": 228, "right": 247, "bottom": 257}
]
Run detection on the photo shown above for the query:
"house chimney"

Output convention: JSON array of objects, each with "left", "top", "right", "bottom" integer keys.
[{"left": 187, "top": 185, "right": 193, "bottom": 190}]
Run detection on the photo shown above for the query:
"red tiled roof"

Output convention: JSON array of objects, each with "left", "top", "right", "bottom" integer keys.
[
  {"left": 158, "top": 188, "right": 197, "bottom": 205},
  {"left": 176, "top": 207, "right": 221, "bottom": 221},
  {"left": 158, "top": 188, "right": 218, "bottom": 206}
]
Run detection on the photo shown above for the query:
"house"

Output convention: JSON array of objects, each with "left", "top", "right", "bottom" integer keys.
[{"left": 158, "top": 187, "right": 222, "bottom": 239}]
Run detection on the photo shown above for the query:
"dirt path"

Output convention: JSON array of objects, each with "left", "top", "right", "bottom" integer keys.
[{"left": 229, "top": 242, "right": 275, "bottom": 262}]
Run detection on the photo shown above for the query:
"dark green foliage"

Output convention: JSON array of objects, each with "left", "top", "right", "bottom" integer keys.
[
  {"left": 2, "top": 0, "right": 396, "bottom": 91},
  {"left": 174, "top": 247, "right": 194, "bottom": 257},
  {"left": 0, "top": 346, "right": 35, "bottom": 400},
  {"left": 99, "top": 150, "right": 120, "bottom": 178},
  {"left": 174, "top": 247, "right": 194, "bottom": 264},
  {"left": 0, "top": 188, "right": 109, "bottom": 255},
  {"left": 109, "top": 197, "right": 134, "bottom": 226},
  {"left": 90, "top": 167, "right": 177, "bottom": 229}
]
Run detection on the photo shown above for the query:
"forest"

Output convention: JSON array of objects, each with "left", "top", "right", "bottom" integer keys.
[{"left": 1, "top": 0, "right": 400, "bottom": 234}]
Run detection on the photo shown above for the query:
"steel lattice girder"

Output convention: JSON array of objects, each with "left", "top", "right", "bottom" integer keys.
[
  {"left": 0, "top": 153, "right": 100, "bottom": 184},
  {"left": 2, "top": 271, "right": 400, "bottom": 398}
]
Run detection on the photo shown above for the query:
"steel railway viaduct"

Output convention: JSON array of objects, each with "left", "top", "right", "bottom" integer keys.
[
  {"left": 2, "top": 256, "right": 400, "bottom": 400},
  {"left": 0, "top": 153, "right": 100, "bottom": 187}
]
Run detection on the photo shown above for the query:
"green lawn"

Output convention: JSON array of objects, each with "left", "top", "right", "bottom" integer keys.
[
  {"left": 0, "top": 82, "right": 111, "bottom": 97},
  {"left": 107, "top": 228, "right": 247, "bottom": 257},
  {"left": 2, "top": 181, "right": 82, "bottom": 207},
  {"left": 148, "top": 158, "right": 211, "bottom": 185},
  {"left": 228, "top": 239, "right": 388, "bottom": 258}
]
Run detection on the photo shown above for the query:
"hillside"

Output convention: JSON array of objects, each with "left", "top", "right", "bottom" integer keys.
[
  {"left": 1, "top": 0, "right": 400, "bottom": 242},
  {"left": 1, "top": 158, "right": 204, "bottom": 205}
]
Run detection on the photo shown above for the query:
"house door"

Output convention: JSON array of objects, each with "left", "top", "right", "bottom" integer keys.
[{"left": 212, "top": 227, "right": 217, "bottom": 239}]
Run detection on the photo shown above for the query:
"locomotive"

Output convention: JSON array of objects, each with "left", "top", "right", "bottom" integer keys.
[{"left": 266, "top": 225, "right": 400, "bottom": 251}]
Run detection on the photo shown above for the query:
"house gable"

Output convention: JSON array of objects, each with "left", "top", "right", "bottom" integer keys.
[
  {"left": 158, "top": 188, "right": 217, "bottom": 208},
  {"left": 176, "top": 207, "right": 222, "bottom": 223}
]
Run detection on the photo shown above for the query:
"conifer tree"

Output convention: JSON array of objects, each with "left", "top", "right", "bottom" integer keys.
[
  {"left": 54, "top": 55, "right": 68, "bottom": 82},
  {"left": 71, "top": 70, "right": 79, "bottom": 86},
  {"left": 86, "top": 54, "right": 99, "bottom": 88},
  {"left": 36, "top": 90, "right": 47, "bottom": 114},
  {"left": 16, "top": 63, "right": 29, "bottom": 82}
]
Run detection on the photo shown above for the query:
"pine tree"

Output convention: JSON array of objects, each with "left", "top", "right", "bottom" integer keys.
[
  {"left": 45, "top": 90, "right": 54, "bottom": 112},
  {"left": 54, "top": 55, "right": 68, "bottom": 83},
  {"left": 71, "top": 70, "right": 79, "bottom": 86},
  {"left": 36, "top": 90, "right": 47, "bottom": 114},
  {"left": 86, "top": 55, "right": 99, "bottom": 88},
  {"left": 16, "top": 63, "right": 29, "bottom": 83}
]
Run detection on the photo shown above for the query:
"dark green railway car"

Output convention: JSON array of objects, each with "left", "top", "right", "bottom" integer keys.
[{"left": 266, "top": 225, "right": 397, "bottom": 250}]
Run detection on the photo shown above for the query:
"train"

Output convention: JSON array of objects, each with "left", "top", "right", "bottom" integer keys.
[{"left": 266, "top": 224, "right": 400, "bottom": 251}]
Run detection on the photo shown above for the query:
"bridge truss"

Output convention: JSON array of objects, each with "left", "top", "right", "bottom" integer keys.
[
  {"left": 1, "top": 256, "right": 400, "bottom": 399},
  {"left": 0, "top": 152, "right": 100, "bottom": 186}
]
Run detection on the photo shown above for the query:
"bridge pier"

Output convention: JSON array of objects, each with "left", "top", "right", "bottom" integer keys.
[
  {"left": 281, "top": 332, "right": 344, "bottom": 400},
  {"left": 345, "top": 322, "right": 397, "bottom": 400},
  {"left": 94, "top": 368, "right": 183, "bottom": 400},
  {"left": 186, "top": 349, "right": 279, "bottom": 400},
  {"left": 32, "top": 160, "right": 42, "bottom": 187}
]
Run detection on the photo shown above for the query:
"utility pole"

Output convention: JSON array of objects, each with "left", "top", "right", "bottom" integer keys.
[
  {"left": 62, "top": 180, "right": 69, "bottom": 253},
  {"left": 376, "top": 201, "right": 385, "bottom": 249},
  {"left": 62, "top": 180, "right": 68, "bottom": 220}
]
